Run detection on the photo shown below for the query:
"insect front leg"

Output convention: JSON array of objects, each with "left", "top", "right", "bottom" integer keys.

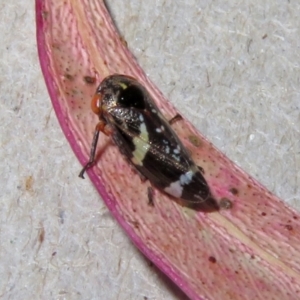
[
  {"left": 79, "top": 120, "right": 112, "bottom": 179},
  {"left": 198, "top": 165, "right": 205, "bottom": 174},
  {"left": 147, "top": 186, "right": 155, "bottom": 206}
]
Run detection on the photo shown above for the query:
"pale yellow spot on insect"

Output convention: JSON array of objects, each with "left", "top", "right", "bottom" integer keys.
[
  {"left": 118, "top": 82, "right": 128, "bottom": 90},
  {"left": 131, "top": 139, "right": 150, "bottom": 166},
  {"left": 131, "top": 123, "right": 149, "bottom": 166}
]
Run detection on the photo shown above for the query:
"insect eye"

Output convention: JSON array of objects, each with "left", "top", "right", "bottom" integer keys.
[{"left": 118, "top": 85, "right": 145, "bottom": 109}]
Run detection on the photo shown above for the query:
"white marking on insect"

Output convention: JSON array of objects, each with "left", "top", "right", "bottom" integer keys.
[
  {"left": 164, "top": 170, "right": 194, "bottom": 198},
  {"left": 173, "top": 148, "right": 180, "bottom": 154},
  {"left": 165, "top": 146, "right": 170, "bottom": 154},
  {"left": 139, "top": 114, "right": 144, "bottom": 122},
  {"left": 180, "top": 170, "right": 194, "bottom": 185},
  {"left": 155, "top": 125, "right": 165, "bottom": 133},
  {"left": 164, "top": 181, "right": 183, "bottom": 198}
]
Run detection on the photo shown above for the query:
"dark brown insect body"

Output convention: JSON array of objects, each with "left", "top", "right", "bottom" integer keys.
[{"left": 80, "top": 74, "right": 218, "bottom": 211}]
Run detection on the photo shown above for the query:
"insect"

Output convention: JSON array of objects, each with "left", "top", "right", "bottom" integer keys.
[{"left": 79, "top": 74, "right": 218, "bottom": 211}]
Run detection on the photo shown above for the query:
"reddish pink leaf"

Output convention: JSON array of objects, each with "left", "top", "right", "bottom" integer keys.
[{"left": 36, "top": 1, "right": 300, "bottom": 299}]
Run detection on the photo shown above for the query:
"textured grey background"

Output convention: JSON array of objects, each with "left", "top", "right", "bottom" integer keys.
[{"left": 1, "top": 1, "right": 299, "bottom": 299}]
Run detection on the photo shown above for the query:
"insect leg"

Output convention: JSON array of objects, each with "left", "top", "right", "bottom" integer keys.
[
  {"left": 79, "top": 121, "right": 111, "bottom": 179},
  {"left": 198, "top": 165, "right": 205, "bottom": 174},
  {"left": 147, "top": 186, "right": 154, "bottom": 206},
  {"left": 168, "top": 113, "right": 182, "bottom": 125}
]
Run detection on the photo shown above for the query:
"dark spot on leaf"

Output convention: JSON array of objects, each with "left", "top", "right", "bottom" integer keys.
[
  {"left": 285, "top": 224, "right": 293, "bottom": 231},
  {"left": 131, "top": 220, "right": 139, "bottom": 229},
  {"left": 64, "top": 73, "right": 74, "bottom": 81},
  {"left": 83, "top": 76, "right": 96, "bottom": 84},
  {"left": 261, "top": 212, "right": 267, "bottom": 216},
  {"left": 120, "top": 36, "right": 128, "bottom": 47},
  {"left": 229, "top": 187, "right": 238, "bottom": 195},
  {"left": 52, "top": 43, "right": 60, "bottom": 50},
  {"left": 188, "top": 135, "right": 202, "bottom": 147},
  {"left": 42, "top": 11, "right": 49, "bottom": 19},
  {"left": 208, "top": 256, "right": 217, "bottom": 263}
]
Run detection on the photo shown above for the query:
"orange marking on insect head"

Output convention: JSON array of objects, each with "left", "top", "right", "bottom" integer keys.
[{"left": 91, "top": 93, "right": 102, "bottom": 115}]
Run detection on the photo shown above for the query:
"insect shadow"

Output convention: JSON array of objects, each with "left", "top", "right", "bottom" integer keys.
[{"left": 175, "top": 196, "right": 220, "bottom": 213}]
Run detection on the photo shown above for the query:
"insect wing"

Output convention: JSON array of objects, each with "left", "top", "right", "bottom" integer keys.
[{"left": 107, "top": 106, "right": 211, "bottom": 204}]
